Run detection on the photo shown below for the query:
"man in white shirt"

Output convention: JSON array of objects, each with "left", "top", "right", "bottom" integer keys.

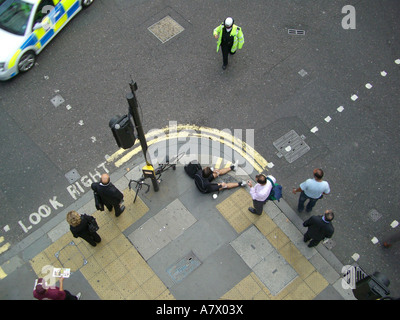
[
  {"left": 247, "top": 174, "right": 276, "bottom": 215},
  {"left": 292, "top": 168, "right": 330, "bottom": 213}
]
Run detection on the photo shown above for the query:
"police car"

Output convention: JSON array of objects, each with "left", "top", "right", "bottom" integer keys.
[{"left": 0, "top": 0, "right": 94, "bottom": 81}]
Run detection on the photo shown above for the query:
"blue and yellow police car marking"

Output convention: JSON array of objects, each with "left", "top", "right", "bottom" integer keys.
[
  {"left": 67, "top": 0, "right": 81, "bottom": 18},
  {"left": 8, "top": 0, "right": 82, "bottom": 71}
]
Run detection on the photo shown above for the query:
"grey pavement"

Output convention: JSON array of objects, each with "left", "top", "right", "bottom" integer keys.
[
  {"left": 0, "top": 0, "right": 399, "bottom": 301},
  {"left": 0, "top": 143, "right": 355, "bottom": 300}
]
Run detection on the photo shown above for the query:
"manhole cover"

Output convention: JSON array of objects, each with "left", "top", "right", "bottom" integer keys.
[
  {"left": 55, "top": 241, "right": 88, "bottom": 272},
  {"left": 166, "top": 251, "right": 201, "bottom": 283},
  {"left": 148, "top": 15, "right": 184, "bottom": 43},
  {"left": 367, "top": 209, "right": 382, "bottom": 222},
  {"left": 50, "top": 95, "right": 65, "bottom": 108},
  {"left": 273, "top": 130, "right": 310, "bottom": 163},
  {"left": 65, "top": 169, "right": 81, "bottom": 183},
  {"left": 288, "top": 29, "right": 305, "bottom": 35},
  {"left": 323, "top": 238, "right": 336, "bottom": 250}
]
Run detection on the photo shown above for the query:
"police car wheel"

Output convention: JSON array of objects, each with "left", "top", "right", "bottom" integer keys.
[
  {"left": 82, "top": 0, "right": 94, "bottom": 8},
  {"left": 18, "top": 51, "right": 36, "bottom": 73}
]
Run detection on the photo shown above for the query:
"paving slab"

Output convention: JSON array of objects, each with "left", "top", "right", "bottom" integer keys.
[
  {"left": 168, "top": 244, "right": 251, "bottom": 300},
  {"left": 253, "top": 250, "right": 298, "bottom": 296},
  {"left": 231, "top": 225, "right": 298, "bottom": 296},
  {"left": 230, "top": 226, "right": 275, "bottom": 269},
  {"left": 128, "top": 199, "right": 197, "bottom": 261},
  {"left": 153, "top": 199, "right": 197, "bottom": 240}
]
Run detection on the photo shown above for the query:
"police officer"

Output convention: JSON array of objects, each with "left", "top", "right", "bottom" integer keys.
[{"left": 213, "top": 17, "right": 244, "bottom": 70}]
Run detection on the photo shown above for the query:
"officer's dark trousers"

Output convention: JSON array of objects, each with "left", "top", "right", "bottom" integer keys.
[{"left": 221, "top": 43, "right": 234, "bottom": 67}]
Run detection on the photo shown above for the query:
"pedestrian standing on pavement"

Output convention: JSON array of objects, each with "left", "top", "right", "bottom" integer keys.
[
  {"left": 33, "top": 277, "right": 81, "bottom": 300},
  {"left": 67, "top": 210, "right": 101, "bottom": 247},
  {"left": 247, "top": 174, "right": 276, "bottom": 215},
  {"left": 213, "top": 17, "right": 244, "bottom": 70},
  {"left": 303, "top": 210, "right": 334, "bottom": 247},
  {"left": 292, "top": 168, "right": 330, "bottom": 213},
  {"left": 91, "top": 174, "right": 125, "bottom": 217}
]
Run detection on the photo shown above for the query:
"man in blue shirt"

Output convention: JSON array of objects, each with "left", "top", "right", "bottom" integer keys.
[{"left": 292, "top": 168, "right": 330, "bottom": 213}]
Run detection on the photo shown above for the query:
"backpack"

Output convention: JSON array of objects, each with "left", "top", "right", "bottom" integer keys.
[
  {"left": 266, "top": 177, "right": 283, "bottom": 202},
  {"left": 184, "top": 161, "right": 202, "bottom": 179}
]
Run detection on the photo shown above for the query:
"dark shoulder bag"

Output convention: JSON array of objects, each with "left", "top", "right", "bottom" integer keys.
[
  {"left": 84, "top": 214, "right": 99, "bottom": 233},
  {"left": 92, "top": 183, "right": 104, "bottom": 211}
]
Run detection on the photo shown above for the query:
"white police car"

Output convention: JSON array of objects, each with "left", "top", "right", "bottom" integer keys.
[{"left": 0, "top": 0, "right": 94, "bottom": 81}]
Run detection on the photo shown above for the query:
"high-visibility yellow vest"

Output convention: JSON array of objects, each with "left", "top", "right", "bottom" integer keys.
[{"left": 213, "top": 23, "right": 244, "bottom": 53}]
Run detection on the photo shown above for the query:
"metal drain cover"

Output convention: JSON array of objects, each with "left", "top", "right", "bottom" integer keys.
[
  {"left": 148, "top": 15, "right": 184, "bottom": 43},
  {"left": 166, "top": 251, "right": 201, "bottom": 283},
  {"left": 273, "top": 130, "right": 310, "bottom": 163},
  {"left": 368, "top": 209, "right": 382, "bottom": 222},
  {"left": 50, "top": 95, "right": 65, "bottom": 108},
  {"left": 65, "top": 169, "right": 81, "bottom": 183},
  {"left": 323, "top": 238, "right": 336, "bottom": 250},
  {"left": 288, "top": 29, "right": 305, "bottom": 35}
]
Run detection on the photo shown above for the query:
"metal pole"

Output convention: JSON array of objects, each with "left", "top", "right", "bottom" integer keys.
[{"left": 126, "top": 83, "right": 159, "bottom": 192}]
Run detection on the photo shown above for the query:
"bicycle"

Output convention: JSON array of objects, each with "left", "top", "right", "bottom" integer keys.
[
  {"left": 128, "top": 152, "right": 186, "bottom": 203},
  {"left": 154, "top": 151, "right": 186, "bottom": 180}
]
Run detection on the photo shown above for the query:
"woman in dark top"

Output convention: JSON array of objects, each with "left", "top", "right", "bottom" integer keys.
[{"left": 67, "top": 211, "right": 101, "bottom": 246}]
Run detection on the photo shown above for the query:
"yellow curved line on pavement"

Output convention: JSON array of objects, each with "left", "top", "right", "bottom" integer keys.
[{"left": 109, "top": 124, "right": 270, "bottom": 173}]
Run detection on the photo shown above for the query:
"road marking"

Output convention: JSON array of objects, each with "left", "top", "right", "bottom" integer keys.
[
  {"left": 371, "top": 237, "right": 379, "bottom": 244},
  {"left": 214, "top": 157, "right": 222, "bottom": 170},
  {"left": 380, "top": 71, "right": 387, "bottom": 76},
  {"left": 337, "top": 106, "right": 344, "bottom": 112},
  {"left": 0, "top": 267, "right": 6, "bottom": 279},
  {"left": 224, "top": 161, "right": 232, "bottom": 169},
  {"left": 391, "top": 220, "right": 399, "bottom": 228},
  {"left": 0, "top": 242, "right": 11, "bottom": 254},
  {"left": 351, "top": 94, "right": 358, "bottom": 101},
  {"left": 310, "top": 126, "right": 318, "bottom": 133},
  {"left": 365, "top": 83, "right": 372, "bottom": 89},
  {"left": 107, "top": 124, "right": 271, "bottom": 173},
  {"left": 351, "top": 253, "right": 360, "bottom": 261}
]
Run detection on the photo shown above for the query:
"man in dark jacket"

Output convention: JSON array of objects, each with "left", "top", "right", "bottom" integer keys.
[
  {"left": 303, "top": 210, "right": 334, "bottom": 247},
  {"left": 91, "top": 174, "right": 125, "bottom": 217}
]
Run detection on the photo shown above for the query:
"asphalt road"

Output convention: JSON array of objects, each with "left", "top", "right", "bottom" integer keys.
[{"left": 0, "top": 0, "right": 399, "bottom": 297}]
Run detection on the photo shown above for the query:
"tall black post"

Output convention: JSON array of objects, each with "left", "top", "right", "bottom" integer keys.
[{"left": 126, "top": 82, "right": 159, "bottom": 192}]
